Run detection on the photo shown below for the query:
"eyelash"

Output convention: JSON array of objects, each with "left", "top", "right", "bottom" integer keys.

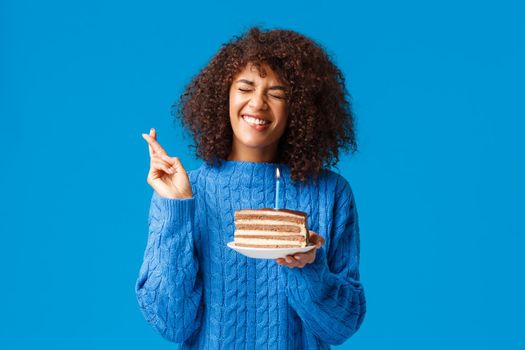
[{"left": 238, "top": 88, "right": 285, "bottom": 100}]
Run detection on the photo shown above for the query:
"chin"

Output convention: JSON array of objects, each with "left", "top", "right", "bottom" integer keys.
[
  {"left": 242, "top": 135, "right": 276, "bottom": 147},
  {"left": 242, "top": 142, "right": 270, "bottom": 149}
]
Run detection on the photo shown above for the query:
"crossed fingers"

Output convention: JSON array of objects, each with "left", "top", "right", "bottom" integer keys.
[{"left": 142, "top": 128, "right": 168, "bottom": 157}]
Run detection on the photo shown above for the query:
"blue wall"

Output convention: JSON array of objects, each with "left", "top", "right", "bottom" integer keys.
[{"left": 1, "top": 0, "right": 524, "bottom": 349}]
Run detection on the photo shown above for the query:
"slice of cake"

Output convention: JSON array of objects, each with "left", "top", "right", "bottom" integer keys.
[{"left": 233, "top": 208, "right": 309, "bottom": 248}]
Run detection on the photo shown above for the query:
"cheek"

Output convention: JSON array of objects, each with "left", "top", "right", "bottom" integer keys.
[
  {"left": 229, "top": 96, "right": 240, "bottom": 123},
  {"left": 228, "top": 94, "right": 236, "bottom": 114},
  {"left": 276, "top": 122, "right": 287, "bottom": 139},
  {"left": 230, "top": 91, "right": 247, "bottom": 107},
  {"left": 275, "top": 109, "right": 289, "bottom": 133}
]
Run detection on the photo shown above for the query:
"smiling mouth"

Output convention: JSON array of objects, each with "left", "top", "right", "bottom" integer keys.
[
  {"left": 241, "top": 115, "right": 272, "bottom": 131},
  {"left": 242, "top": 115, "right": 271, "bottom": 126}
]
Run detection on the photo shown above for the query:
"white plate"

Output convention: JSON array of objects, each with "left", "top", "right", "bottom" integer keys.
[{"left": 227, "top": 241, "right": 316, "bottom": 260}]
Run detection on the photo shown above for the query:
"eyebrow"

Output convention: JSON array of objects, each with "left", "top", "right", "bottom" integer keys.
[{"left": 236, "top": 79, "right": 287, "bottom": 91}]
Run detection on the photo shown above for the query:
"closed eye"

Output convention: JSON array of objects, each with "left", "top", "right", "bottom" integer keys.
[{"left": 238, "top": 87, "right": 286, "bottom": 100}]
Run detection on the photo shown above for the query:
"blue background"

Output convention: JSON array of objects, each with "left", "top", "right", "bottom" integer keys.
[{"left": 1, "top": 0, "right": 524, "bottom": 349}]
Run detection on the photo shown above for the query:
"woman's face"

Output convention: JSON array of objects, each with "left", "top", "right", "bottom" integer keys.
[{"left": 228, "top": 63, "right": 289, "bottom": 161}]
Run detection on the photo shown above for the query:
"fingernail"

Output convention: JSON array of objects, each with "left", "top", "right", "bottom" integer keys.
[{"left": 294, "top": 255, "right": 301, "bottom": 260}]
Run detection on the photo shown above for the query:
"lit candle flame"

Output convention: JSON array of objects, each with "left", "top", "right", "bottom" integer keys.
[{"left": 276, "top": 167, "right": 280, "bottom": 179}]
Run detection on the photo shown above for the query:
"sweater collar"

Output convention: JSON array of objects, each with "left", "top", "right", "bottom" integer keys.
[{"left": 204, "top": 159, "right": 290, "bottom": 179}]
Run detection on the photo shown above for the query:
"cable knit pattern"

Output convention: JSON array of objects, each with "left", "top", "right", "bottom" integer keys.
[{"left": 135, "top": 160, "right": 366, "bottom": 349}]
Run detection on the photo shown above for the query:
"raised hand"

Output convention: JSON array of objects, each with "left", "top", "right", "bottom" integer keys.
[{"left": 141, "top": 128, "right": 193, "bottom": 199}]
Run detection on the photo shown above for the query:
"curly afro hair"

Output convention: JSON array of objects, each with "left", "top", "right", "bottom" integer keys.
[{"left": 174, "top": 27, "right": 357, "bottom": 183}]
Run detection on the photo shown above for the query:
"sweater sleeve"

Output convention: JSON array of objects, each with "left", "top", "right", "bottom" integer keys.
[
  {"left": 135, "top": 191, "right": 203, "bottom": 343},
  {"left": 284, "top": 177, "right": 366, "bottom": 345}
]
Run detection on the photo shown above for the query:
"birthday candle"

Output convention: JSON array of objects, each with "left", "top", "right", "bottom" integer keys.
[{"left": 275, "top": 167, "right": 280, "bottom": 210}]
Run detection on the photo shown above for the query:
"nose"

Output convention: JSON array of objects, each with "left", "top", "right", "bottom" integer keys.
[{"left": 248, "top": 91, "right": 268, "bottom": 111}]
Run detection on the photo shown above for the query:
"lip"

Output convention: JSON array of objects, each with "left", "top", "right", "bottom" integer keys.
[
  {"left": 242, "top": 114, "right": 270, "bottom": 121},
  {"left": 241, "top": 115, "right": 272, "bottom": 131}
]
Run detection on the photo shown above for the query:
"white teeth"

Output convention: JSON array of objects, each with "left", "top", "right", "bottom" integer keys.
[{"left": 242, "top": 115, "right": 270, "bottom": 125}]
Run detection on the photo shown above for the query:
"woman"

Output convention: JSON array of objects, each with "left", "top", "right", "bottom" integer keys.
[{"left": 136, "top": 27, "right": 366, "bottom": 349}]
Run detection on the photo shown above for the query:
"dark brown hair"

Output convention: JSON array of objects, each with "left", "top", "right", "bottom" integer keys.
[{"left": 174, "top": 27, "right": 357, "bottom": 182}]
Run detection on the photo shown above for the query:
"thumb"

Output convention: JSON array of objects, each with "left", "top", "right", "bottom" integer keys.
[{"left": 308, "top": 231, "right": 325, "bottom": 248}]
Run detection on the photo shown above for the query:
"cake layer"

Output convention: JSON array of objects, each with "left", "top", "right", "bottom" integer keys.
[
  {"left": 235, "top": 235, "right": 305, "bottom": 241},
  {"left": 235, "top": 208, "right": 306, "bottom": 217},
  {"left": 235, "top": 219, "right": 305, "bottom": 226},
  {"left": 235, "top": 209, "right": 306, "bottom": 223},
  {"left": 235, "top": 229, "right": 306, "bottom": 237},
  {"left": 234, "top": 237, "right": 306, "bottom": 247},
  {"left": 235, "top": 224, "right": 301, "bottom": 233},
  {"left": 235, "top": 214, "right": 304, "bottom": 224},
  {"left": 233, "top": 208, "right": 309, "bottom": 249}
]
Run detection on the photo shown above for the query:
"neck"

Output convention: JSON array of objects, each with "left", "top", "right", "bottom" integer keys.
[{"left": 228, "top": 142, "right": 278, "bottom": 163}]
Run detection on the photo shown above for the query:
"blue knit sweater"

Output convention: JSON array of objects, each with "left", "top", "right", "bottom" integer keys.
[{"left": 135, "top": 160, "right": 366, "bottom": 349}]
